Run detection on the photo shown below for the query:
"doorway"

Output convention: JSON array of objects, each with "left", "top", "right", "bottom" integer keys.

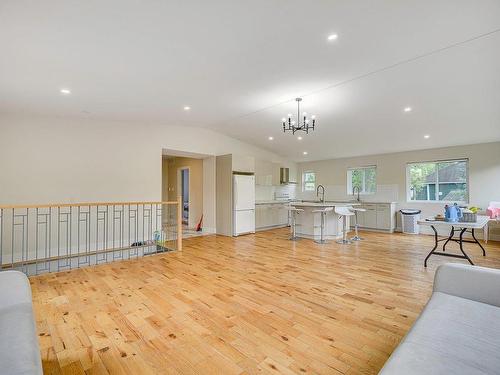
[
  {"left": 162, "top": 150, "right": 216, "bottom": 237},
  {"left": 180, "top": 167, "right": 189, "bottom": 225}
]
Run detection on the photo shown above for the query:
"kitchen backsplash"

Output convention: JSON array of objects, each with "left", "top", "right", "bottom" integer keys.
[
  {"left": 255, "top": 184, "right": 297, "bottom": 201},
  {"left": 297, "top": 184, "right": 399, "bottom": 202}
]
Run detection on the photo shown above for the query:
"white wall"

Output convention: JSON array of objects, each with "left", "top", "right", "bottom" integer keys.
[
  {"left": 0, "top": 113, "right": 291, "bottom": 204},
  {"left": 297, "top": 142, "right": 500, "bottom": 240}
]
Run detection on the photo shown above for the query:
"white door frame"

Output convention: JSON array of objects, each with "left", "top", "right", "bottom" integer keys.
[{"left": 177, "top": 167, "right": 191, "bottom": 226}]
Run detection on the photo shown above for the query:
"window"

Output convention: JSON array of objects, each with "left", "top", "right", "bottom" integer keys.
[
  {"left": 302, "top": 171, "right": 316, "bottom": 192},
  {"left": 347, "top": 166, "right": 376, "bottom": 195},
  {"left": 407, "top": 159, "right": 468, "bottom": 202}
]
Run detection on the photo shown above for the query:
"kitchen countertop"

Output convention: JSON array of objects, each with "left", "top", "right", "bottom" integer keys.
[
  {"left": 255, "top": 200, "right": 291, "bottom": 205},
  {"left": 255, "top": 200, "right": 397, "bottom": 205},
  {"left": 356, "top": 201, "right": 397, "bottom": 204},
  {"left": 290, "top": 201, "right": 361, "bottom": 207}
]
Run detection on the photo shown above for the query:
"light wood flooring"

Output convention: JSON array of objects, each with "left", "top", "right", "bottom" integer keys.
[{"left": 30, "top": 229, "right": 500, "bottom": 374}]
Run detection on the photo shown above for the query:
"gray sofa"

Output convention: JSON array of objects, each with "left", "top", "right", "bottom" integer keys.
[
  {"left": 0, "top": 270, "right": 43, "bottom": 375},
  {"left": 380, "top": 263, "right": 500, "bottom": 374}
]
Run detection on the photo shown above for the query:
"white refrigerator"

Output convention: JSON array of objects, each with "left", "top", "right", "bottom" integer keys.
[{"left": 233, "top": 174, "right": 255, "bottom": 236}]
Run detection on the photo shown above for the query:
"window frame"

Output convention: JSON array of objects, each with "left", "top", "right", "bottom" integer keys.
[
  {"left": 302, "top": 171, "right": 316, "bottom": 192},
  {"left": 405, "top": 158, "right": 469, "bottom": 203},
  {"left": 347, "top": 166, "right": 377, "bottom": 195}
]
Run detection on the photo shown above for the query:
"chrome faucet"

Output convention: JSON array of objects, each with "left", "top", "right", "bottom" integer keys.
[
  {"left": 352, "top": 185, "right": 361, "bottom": 202},
  {"left": 317, "top": 184, "right": 325, "bottom": 203}
]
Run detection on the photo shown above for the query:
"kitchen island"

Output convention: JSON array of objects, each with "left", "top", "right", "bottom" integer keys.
[{"left": 290, "top": 201, "right": 360, "bottom": 241}]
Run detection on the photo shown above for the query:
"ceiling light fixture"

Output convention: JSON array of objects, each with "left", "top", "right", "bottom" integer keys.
[
  {"left": 327, "top": 34, "right": 338, "bottom": 41},
  {"left": 297, "top": 136, "right": 303, "bottom": 140},
  {"left": 404, "top": 107, "right": 412, "bottom": 112},
  {"left": 303, "top": 151, "right": 308, "bottom": 155},
  {"left": 282, "top": 98, "right": 316, "bottom": 135},
  {"left": 424, "top": 134, "right": 430, "bottom": 139},
  {"left": 268, "top": 136, "right": 274, "bottom": 140},
  {"left": 60, "top": 88, "right": 71, "bottom": 95},
  {"left": 183, "top": 106, "right": 191, "bottom": 110}
]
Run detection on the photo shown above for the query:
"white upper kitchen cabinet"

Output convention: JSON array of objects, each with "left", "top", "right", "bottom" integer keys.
[
  {"left": 232, "top": 155, "right": 255, "bottom": 173},
  {"left": 272, "top": 163, "right": 281, "bottom": 186},
  {"left": 255, "top": 159, "right": 274, "bottom": 186}
]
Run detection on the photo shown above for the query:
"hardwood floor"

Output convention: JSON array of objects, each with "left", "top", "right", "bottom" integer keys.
[{"left": 31, "top": 229, "right": 500, "bottom": 374}]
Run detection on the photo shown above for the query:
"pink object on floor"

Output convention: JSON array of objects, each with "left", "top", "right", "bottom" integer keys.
[{"left": 487, "top": 201, "right": 500, "bottom": 219}]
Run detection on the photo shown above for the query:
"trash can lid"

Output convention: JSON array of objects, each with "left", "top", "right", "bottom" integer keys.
[{"left": 400, "top": 209, "right": 421, "bottom": 215}]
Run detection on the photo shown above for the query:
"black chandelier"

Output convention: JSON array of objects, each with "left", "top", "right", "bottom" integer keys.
[{"left": 282, "top": 97, "right": 316, "bottom": 134}]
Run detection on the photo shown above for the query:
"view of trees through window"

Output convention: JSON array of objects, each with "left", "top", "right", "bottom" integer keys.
[
  {"left": 303, "top": 171, "right": 316, "bottom": 191},
  {"left": 347, "top": 167, "right": 376, "bottom": 194},
  {"left": 407, "top": 159, "right": 468, "bottom": 202}
]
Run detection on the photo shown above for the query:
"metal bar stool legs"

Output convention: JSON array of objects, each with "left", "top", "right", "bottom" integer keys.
[
  {"left": 336, "top": 215, "right": 352, "bottom": 244},
  {"left": 350, "top": 209, "right": 365, "bottom": 241},
  {"left": 288, "top": 207, "right": 303, "bottom": 241},
  {"left": 315, "top": 211, "right": 326, "bottom": 244},
  {"left": 335, "top": 206, "right": 354, "bottom": 244},
  {"left": 313, "top": 207, "right": 333, "bottom": 244}
]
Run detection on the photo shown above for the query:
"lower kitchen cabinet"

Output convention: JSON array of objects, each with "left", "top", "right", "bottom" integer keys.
[
  {"left": 355, "top": 203, "right": 396, "bottom": 232},
  {"left": 255, "top": 203, "right": 289, "bottom": 230}
]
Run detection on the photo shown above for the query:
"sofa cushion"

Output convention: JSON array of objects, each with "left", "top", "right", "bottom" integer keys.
[
  {"left": 380, "top": 292, "right": 500, "bottom": 374},
  {"left": 0, "top": 271, "right": 42, "bottom": 375},
  {"left": 0, "top": 304, "right": 43, "bottom": 375},
  {"left": 0, "top": 270, "right": 34, "bottom": 309}
]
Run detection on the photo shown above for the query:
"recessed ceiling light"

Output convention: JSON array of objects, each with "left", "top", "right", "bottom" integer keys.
[
  {"left": 268, "top": 136, "right": 274, "bottom": 141},
  {"left": 424, "top": 134, "right": 430, "bottom": 139},
  {"left": 297, "top": 136, "right": 303, "bottom": 140},
  {"left": 183, "top": 106, "right": 191, "bottom": 110},
  {"left": 327, "top": 34, "right": 338, "bottom": 41},
  {"left": 303, "top": 151, "right": 308, "bottom": 155},
  {"left": 404, "top": 107, "right": 412, "bottom": 112},
  {"left": 60, "top": 88, "right": 71, "bottom": 95}
]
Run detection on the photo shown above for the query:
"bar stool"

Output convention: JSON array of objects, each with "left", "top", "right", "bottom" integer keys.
[
  {"left": 312, "top": 207, "right": 333, "bottom": 244},
  {"left": 287, "top": 207, "right": 304, "bottom": 241},
  {"left": 335, "top": 206, "right": 355, "bottom": 244},
  {"left": 350, "top": 207, "right": 366, "bottom": 241}
]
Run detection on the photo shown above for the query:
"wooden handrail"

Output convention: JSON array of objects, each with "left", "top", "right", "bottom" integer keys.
[{"left": 0, "top": 201, "right": 178, "bottom": 209}]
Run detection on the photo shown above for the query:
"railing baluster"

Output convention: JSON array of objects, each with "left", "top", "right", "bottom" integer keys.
[{"left": 0, "top": 201, "right": 180, "bottom": 275}]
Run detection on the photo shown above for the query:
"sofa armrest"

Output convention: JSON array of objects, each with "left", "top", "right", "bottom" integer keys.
[{"left": 433, "top": 263, "right": 500, "bottom": 307}]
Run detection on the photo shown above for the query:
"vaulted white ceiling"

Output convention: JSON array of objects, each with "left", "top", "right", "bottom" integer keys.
[{"left": 1, "top": 0, "right": 500, "bottom": 160}]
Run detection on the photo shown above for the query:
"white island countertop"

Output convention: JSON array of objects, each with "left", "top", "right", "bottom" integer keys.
[
  {"left": 255, "top": 200, "right": 291, "bottom": 205},
  {"left": 290, "top": 201, "right": 361, "bottom": 207}
]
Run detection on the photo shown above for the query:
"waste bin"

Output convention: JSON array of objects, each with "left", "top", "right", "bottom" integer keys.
[{"left": 400, "top": 209, "right": 421, "bottom": 234}]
